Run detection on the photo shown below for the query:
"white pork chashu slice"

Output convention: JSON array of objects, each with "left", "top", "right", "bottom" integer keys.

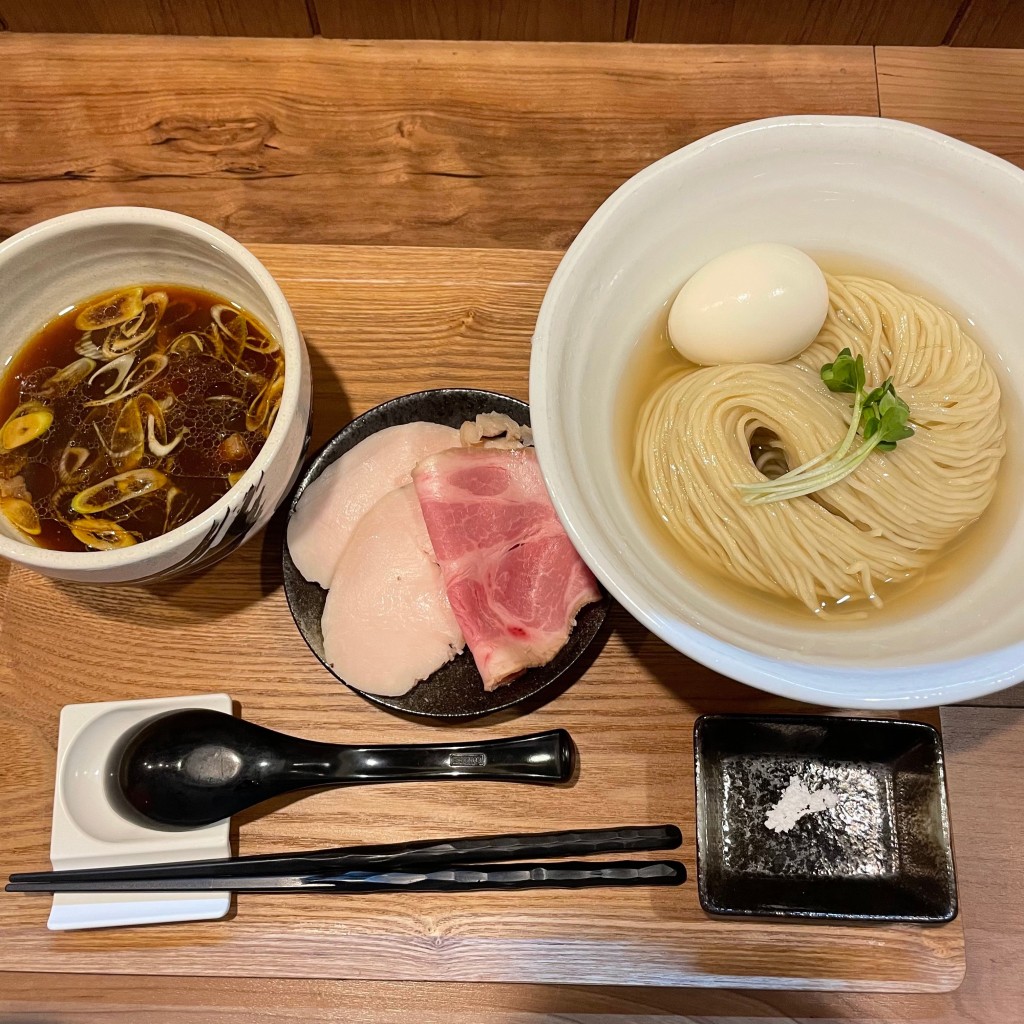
[
  {"left": 287, "top": 421, "right": 460, "bottom": 587},
  {"left": 321, "top": 484, "right": 465, "bottom": 696}
]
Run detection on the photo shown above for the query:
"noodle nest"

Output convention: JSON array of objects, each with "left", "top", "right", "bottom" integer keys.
[{"left": 634, "top": 274, "right": 1005, "bottom": 613}]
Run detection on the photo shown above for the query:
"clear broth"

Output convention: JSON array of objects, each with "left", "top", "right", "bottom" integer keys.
[{"left": 615, "top": 256, "right": 1013, "bottom": 626}]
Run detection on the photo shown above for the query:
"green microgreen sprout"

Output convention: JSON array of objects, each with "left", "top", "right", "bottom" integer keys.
[{"left": 736, "top": 348, "right": 914, "bottom": 506}]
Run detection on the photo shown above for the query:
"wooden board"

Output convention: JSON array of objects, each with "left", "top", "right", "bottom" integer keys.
[
  {"left": 933, "top": 706, "right": 1024, "bottom": 1020},
  {"left": 950, "top": 0, "right": 1024, "bottom": 48},
  {"left": 0, "top": 35, "right": 878, "bottom": 250},
  {"left": 2, "top": 35, "right": 1023, "bottom": 1020},
  {"left": 633, "top": 0, "right": 963, "bottom": 45},
  {"left": 0, "top": 0, "right": 314, "bottom": 35},
  {"left": 0, "top": 243, "right": 964, "bottom": 991},
  {"left": 313, "top": 0, "right": 631, "bottom": 41},
  {"left": 2, "top": 710, "right": 1019, "bottom": 1020},
  {"left": 877, "top": 47, "right": 1024, "bottom": 168},
  {"left": 876, "top": 45, "right": 1024, "bottom": 714}
]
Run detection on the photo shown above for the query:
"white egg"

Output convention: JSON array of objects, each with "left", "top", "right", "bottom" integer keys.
[{"left": 667, "top": 243, "right": 829, "bottom": 365}]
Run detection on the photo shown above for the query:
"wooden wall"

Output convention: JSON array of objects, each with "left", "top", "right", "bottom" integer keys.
[{"left": 0, "top": 0, "right": 1021, "bottom": 46}]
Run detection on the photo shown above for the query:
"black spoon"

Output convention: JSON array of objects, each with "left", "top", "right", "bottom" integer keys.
[{"left": 108, "top": 709, "right": 577, "bottom": 831}]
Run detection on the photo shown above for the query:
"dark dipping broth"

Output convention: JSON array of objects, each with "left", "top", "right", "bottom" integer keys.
[{"left": 0, "top": 285, "right": 284, "bottom": 552}]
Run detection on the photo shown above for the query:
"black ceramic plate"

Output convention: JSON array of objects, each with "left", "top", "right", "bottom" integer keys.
[
  {"left": 694, "top": 714, "right": 957, "bottom": 923},
  {"left": 282, "top": 388, "right": 608, "bottom": 719}
]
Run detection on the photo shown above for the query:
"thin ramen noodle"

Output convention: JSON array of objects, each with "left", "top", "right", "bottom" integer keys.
[{"left": 633, "top": 274, "right": 1005, "bottom": 614}]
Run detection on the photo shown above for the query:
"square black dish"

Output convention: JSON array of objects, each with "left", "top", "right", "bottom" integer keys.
[{"left": 694, "top": 714, "right": 957, "bottom": 923}]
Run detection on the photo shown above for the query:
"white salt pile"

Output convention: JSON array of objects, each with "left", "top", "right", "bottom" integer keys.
[{"left": 764, "top": 774, "right": 839, "bottom": 833}]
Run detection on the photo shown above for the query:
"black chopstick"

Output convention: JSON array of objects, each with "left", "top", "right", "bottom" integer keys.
[
  {"left": 6, "top": 860, "right": 686, "bottom": 894},
  {"left": 8, "top": 824, "right": 681, "bottom": 886}
]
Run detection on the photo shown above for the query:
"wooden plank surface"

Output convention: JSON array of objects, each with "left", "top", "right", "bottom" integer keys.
[
  {"left": 1, "top": 0, "right": 1022, "bottom": 48},
  {"left": 0, "top": 0, "right": 314, "bottom": 35},
  {"left": 1, "top": 706, "right": 1018, "bottom": 1019},
  {"left": 963, "top": 680, "right": 1024, "bottom": 707},
  {"left": 313, "top": 0, "right": 631, "bottom": 41},
  {"left": 0, "top": 243, "right": 963, "bottom": 991},
  {"left": 935, "top": 706, "right": 1024, "bottom": 1019},
  {"left": 0, "top": 35, "right": 877, "bottom": 250},
  {"left": 877, "top": 44, "right": 1024, "bottom": 712},
  {"left": 877, "top": 45, "right": 1024, "bottom": 709},
  {"left": 877, "top": 47, "right": 1024, "bottom": 167},
  {"left": 633, "top": 0, "right": 964, "bottom": 44},
  {"left": 1, "top": 0, "right": 1022, "bottom": 47},
  {"left": 950, "top": 0, "right": 1024, "bottom": 48},
  {"left": 1, "top": 34, "right": 1023, "bottom": 1022}
]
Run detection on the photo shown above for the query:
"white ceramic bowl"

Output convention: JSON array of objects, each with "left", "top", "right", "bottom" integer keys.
[
  {"left": 0, "top": 207, "right": 311, "bottom": 583},
  {"left": 531, "top": 116, "right": 1024, "bottom": 709}
]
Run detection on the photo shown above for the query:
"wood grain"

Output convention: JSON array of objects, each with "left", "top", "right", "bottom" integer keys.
[
  {"left": 963, "top": 680, "right": 1024, "bottom": 707},
  {"left": 0, "top": 974, "right": 1005, "bottom": 1024},
  {"left": 1, "top": 36, "right": 1023, "bottom": 1023},
  {"left": 951, "top": 0, "right": 1024, "bottom": 47},
  {"left": 0, "top": 244, "right": 963, "bottom": 992},
  {"left": 314, "top": 0, "right": 630, "bottom": 41},
  {"left": 877, "top": 47, "right": 1024, "bottom": 168},
  {"left": 877, "top": 45, "right": 1024, "bottom": 713},
  {"left": 633, "top": 0, "right": 964, "bottom": 44},
  {"left": 0, "top": 0, "right": 313, "bottom": 35},
  {"left": 0, "top": 704, "right": 1018, "bottom": 1022},
  {"left": 0, "top": 35, "right": 878, "bottom": 250},
  {"left": 0, "top": 710, "right": 1018, "bottom": 1021},
  {"left": 935, "top": 706, "right": 1024, "bottom": 1020}
]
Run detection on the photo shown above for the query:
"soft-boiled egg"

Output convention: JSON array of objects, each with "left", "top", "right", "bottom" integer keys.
[{"left": 667, "top": 243, "right": 829, "bottom": 365}]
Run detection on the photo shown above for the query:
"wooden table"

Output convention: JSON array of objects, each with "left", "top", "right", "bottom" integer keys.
[{"left": 0, "top": 33, "right": 1022, "bottom": 1024}]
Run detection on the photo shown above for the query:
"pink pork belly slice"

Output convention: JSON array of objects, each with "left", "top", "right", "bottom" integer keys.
[
  {"left": 412, "top": 447, "right": 602, "bottom": 690},
  {"left": 321, "top": 484, "right": 465, "bottom": 696},
  {"left": 287, "top": 421, "right": 460, "bottom": 587}
]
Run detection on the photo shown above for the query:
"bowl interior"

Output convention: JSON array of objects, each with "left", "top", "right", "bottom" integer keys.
[
  {"left": 533, "top": 116, "right": 1024, "bottom": 706},
  {"left": 0, "top": 210, "right": 300, "bottom": 566}
]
